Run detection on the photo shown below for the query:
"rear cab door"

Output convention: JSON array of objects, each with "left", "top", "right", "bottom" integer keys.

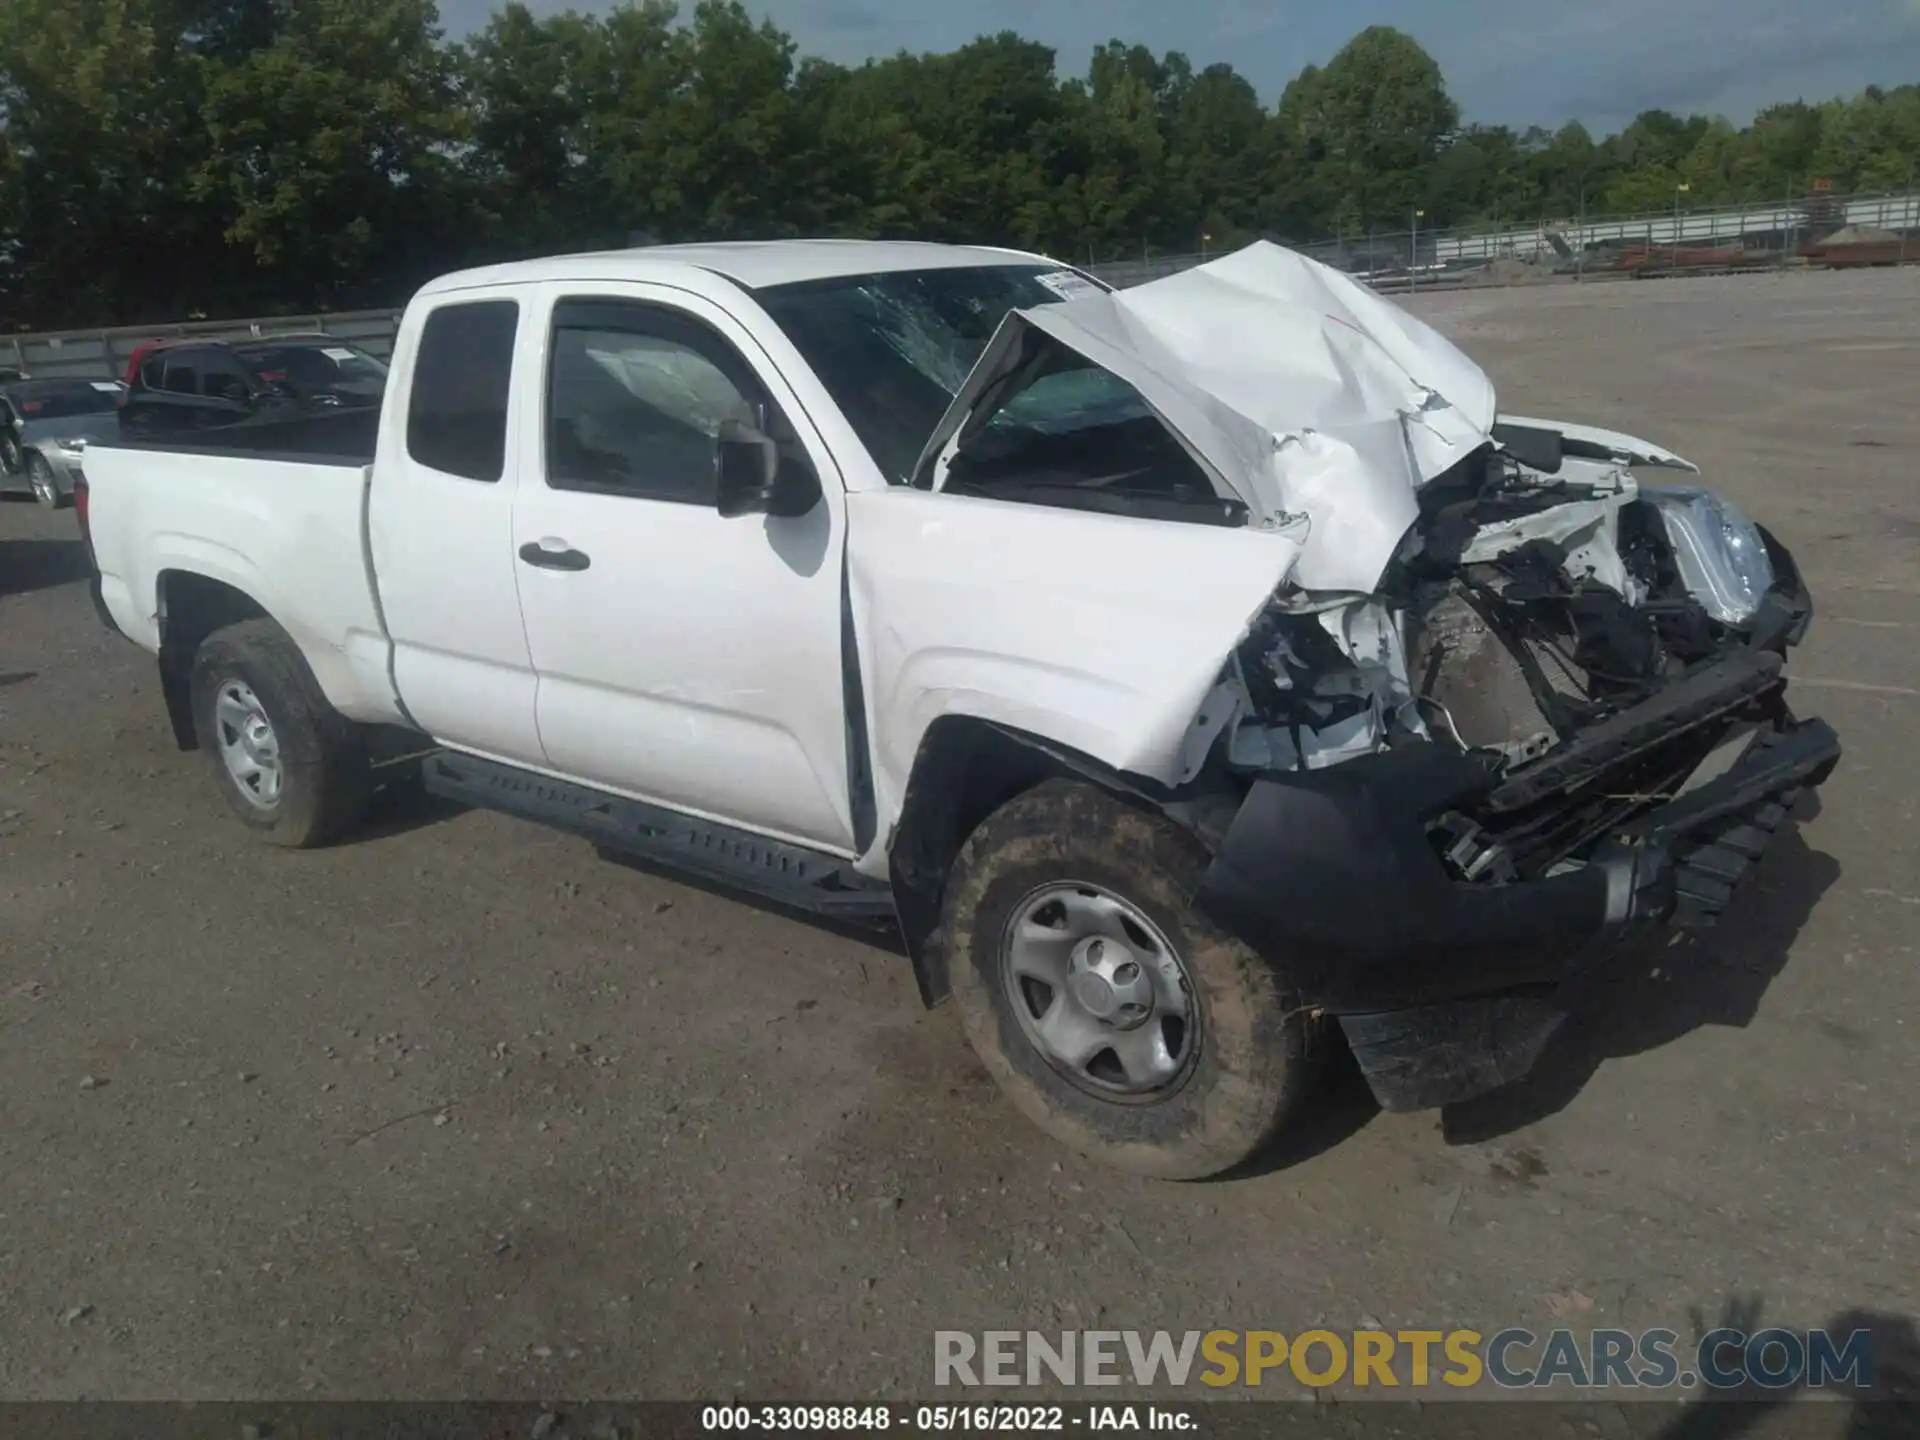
[
  {"left": 508, "top": 279, "right": 858, "bottom": 854},
  {"left": 368, "top": 289, "right": 546, "bottom": 764}
]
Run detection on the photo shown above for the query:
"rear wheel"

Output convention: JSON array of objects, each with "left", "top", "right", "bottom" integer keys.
[
  {"left": 189, "top": 618, "right": 371, "bottom": 847},
  {"left": 943, "top": 779, "right": 1319, "bottom": 1179}
]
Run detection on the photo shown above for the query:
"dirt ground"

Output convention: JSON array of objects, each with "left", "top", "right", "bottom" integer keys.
[{"left": 2, "top": 268, "right": 1917, "bottom": 1404}]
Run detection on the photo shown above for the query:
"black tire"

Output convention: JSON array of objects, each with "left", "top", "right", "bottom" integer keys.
[
  {"left": 943, "top": 779, "right": 1319, "bottom": 1180},
  {"left": 189, "top": 618, "right": 371, "bottom": 848},
  {"left": 26, "top": 452, "right": 67, "bottom": 509},
  {"left": 0, "top": 432, "right": 21, "bottom": 478}
]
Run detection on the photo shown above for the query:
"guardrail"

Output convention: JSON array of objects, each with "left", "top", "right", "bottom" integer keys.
[{"left": 2, "top": 309, "right": 405, "bottom": 382}]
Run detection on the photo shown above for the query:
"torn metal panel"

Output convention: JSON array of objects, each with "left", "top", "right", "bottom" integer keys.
[{"left": 1497, "top": 414, "right": 1699, "bottom": 473}]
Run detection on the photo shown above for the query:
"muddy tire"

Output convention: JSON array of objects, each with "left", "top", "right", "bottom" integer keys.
[
  {"left": 189, "top": 618, "right": 371, "bottom": 848},
  {"left": 943, "top": 779, "right": 1319, "bottom": 1180}
]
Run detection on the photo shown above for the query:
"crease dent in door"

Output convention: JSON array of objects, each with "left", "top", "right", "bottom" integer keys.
[{"left": 846, "top": 489, "right": 1304, "bottom": 858}]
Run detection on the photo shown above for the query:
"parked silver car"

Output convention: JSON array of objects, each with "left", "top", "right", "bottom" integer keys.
[{"left": 0, "top": 378, "right": 125, "bottom": 508}]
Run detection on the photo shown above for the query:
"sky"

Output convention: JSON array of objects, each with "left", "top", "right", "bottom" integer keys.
[{"left": 435, "top": 0, "right": 1920, "bottom": 134}]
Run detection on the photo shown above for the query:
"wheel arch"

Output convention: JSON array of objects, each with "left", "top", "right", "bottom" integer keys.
[
  {"left": 155, "top": 569, "right": 270, "bottom": 750},
  {"left": 886, "top": 714, "right": 1224, "bottom": 1009}
]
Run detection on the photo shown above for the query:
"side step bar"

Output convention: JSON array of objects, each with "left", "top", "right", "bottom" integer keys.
[{"left": 422, "top": 751, "right": 897, "bottom": 924}]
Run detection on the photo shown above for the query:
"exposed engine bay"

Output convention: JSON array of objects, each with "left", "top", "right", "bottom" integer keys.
[{"left": 1208, "top": 424, "right": 1810, "bottom": 916}]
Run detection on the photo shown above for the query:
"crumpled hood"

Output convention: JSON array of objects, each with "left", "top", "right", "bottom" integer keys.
[{"left": 924, "top": 241, "right": 1499, "bottom": 593}]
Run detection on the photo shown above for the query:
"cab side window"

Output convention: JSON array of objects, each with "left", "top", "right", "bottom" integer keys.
[
  {"left": 544, "top": 299, "right": 779, "bottom": 505},
  {"left": 407, "top": 300, "right": 520, "bottom": 483},
  {"left": 162, "top": 354, "right": 201, "bottom": 395},
  {"left": 201, "top": 355, "right": 254, "bottom": 405}
]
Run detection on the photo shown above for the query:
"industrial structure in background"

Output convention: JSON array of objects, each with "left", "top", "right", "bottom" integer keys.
[{"left": 7, "top": 186, "right": 1918, "bottom": 382}]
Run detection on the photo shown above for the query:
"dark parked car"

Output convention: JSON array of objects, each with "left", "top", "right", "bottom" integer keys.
[{"left": 118, "top": 335, "right": 389, "bottom": 437}]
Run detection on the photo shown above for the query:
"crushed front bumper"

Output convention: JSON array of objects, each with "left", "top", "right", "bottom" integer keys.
[{"left": 1197, "top": 711, "right": 1839, "bottom": 1113}]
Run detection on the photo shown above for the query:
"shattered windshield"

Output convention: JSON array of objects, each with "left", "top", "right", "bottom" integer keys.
[{"left": 757, "top": 264, "right": 1137, "bottom": 484}]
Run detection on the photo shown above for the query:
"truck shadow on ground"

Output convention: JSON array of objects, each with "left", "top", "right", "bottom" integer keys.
[
  {"left": 1652, "top": 1299, "right": 1918, "bottom": 1439},
  {"left": 0, "top": 535, "right": 88, "bottom": 597},
  {"left": 350, "top": 759, "right": 471, "bottom": 842},
  {"left": 1220, "top": 1042, "right": 1385, "bottom": 1180},
  {"left": 1441, "top": 805, "right": 1842, "bottom": 1146}
]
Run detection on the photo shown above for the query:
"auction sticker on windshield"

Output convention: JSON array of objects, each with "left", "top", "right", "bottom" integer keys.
[{"left": 1034, "top": 271, "right": 1103, "bottom": 302}]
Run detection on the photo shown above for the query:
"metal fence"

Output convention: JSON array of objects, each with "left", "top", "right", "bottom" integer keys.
[
  {"left": 7, "top": 188, "right": 1917, "bottom": 378},
  {"left": 1092, "top": 187, "right": 1920, "bottom": 294}
]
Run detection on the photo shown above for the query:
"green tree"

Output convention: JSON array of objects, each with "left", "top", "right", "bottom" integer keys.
[
  {"left": 0, "top": 0, "right": 232, "bottom": 324},
  {"left": 1280, "top": 27, "right": 1458, "bottom": 233},
  {"left": 5, "top": 5, "right": 1920, "bottom": 331},
  {"left": 190, "top": 0, "right": 470, "bottom": 304},
  {"left": 1163, "top": 61, "right": 1280, "bottom": 249}
]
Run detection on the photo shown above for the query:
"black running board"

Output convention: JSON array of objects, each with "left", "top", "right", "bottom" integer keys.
[{"left": 422, "top": 751, "right": 897, "bottom": 923}]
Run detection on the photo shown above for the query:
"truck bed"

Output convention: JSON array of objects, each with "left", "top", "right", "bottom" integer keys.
[
  {"left": 83, "top": 425, "right": 404, "bottom": 728},
  {"left": 110, "top": 405, "right": 381, "bottom": 466}
]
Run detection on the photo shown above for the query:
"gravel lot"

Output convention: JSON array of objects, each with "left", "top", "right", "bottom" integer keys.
[{"left": 2, "top": 268, "right": 1917, "bottom": 1404}]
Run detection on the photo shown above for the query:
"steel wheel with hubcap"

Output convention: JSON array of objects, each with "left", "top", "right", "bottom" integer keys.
[
  {"left": 945, "top": 778, "right": 1319, "bottom": 1180},
  {"left": 212, "top": 679, "right": 284, "bottom": 810},
  {"left": 1002, "top": 881, "right": 1198, "bottom": 1100},
  {"left": 189, "top": 617, "right": 372, "bottom": 848}
]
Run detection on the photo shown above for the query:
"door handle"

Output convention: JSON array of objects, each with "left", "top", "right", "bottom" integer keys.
[{"left": 519, "top": 540, "right": 591, "bottom": 572}]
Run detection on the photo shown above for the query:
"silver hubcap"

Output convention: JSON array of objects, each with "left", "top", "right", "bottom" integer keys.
[
  {"left": 1000, "top": 882, "right": 1198, "bottom": 1099},
  {"left": 213, "top": 680, "right": 283, "bottom": 809},
  {"left": 29, "top": 462, "right": 53, "bottom": 503}
]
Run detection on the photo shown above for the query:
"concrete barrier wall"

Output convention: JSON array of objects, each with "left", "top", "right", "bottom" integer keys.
[{"left": 3, "top": 310, "right": 404, "bottom": 381}]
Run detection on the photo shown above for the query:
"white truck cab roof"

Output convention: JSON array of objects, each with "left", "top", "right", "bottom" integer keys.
[{"left": 417, "top": 239, "right": 1061, "bottom": 297}]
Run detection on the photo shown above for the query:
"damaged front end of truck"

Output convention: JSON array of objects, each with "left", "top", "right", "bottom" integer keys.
[
  {"left": 903, "top": 241, "right": 1840, "bottom": 1112},
  {"left": 1192, "top": 429, "right": 1836, "bottom": 1111}
]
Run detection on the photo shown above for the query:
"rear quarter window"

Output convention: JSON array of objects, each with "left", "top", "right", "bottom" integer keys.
[{"left": 406, "top": 301, "right": 520, "bottom": 483}]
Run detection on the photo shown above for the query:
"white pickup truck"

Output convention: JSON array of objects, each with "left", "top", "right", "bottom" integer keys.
[{"left": 80, "top": 239, "right": 1839, "bottom": 1178}]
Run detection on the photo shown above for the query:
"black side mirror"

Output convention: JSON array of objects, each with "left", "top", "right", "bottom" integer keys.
[{"left": 716, "top": 419, "right": 821, "bottom": 519}]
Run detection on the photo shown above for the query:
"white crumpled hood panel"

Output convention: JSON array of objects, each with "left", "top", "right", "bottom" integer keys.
[{"left": 939, "top": 241, "right": 1500, "bottom": 594}]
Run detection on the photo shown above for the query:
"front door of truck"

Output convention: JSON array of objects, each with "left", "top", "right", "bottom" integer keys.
[{"left": 510, "top": 285, "right": 857, "bottom": 854}]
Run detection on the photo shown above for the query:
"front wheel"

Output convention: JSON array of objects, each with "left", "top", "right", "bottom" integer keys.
[
  {"left": 943, "top": 780, "right": 1319, "bottom": 1179},
  {"left": 189, "top": 618, "right": 371, "bottom": 848},
  {"left": 27, "top": 452, "right": 66, "bottom": 508}
]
